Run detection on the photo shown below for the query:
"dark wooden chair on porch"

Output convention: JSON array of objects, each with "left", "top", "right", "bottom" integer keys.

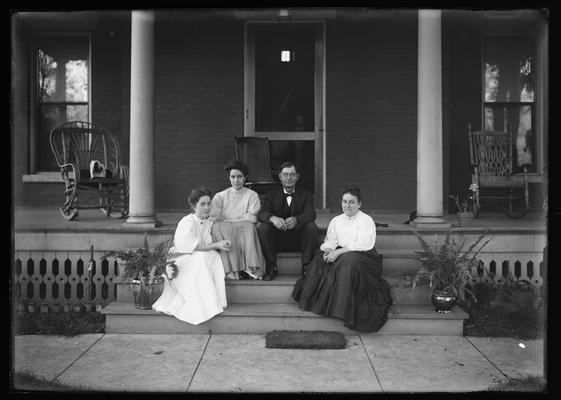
[
  {"left": 49, "top": 121, "right": 129, "bottom": 220},
  {"left": 233, "top": 136, "right": 280, "bottom": 195},
  {"left": 468, "top": 124, "right": 530, "bottom": 218}
]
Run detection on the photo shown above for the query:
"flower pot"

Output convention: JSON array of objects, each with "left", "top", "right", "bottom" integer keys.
[
  {"left": 431, "top": 290, "right": 456, "bottom": 313},
  {"left": 116, "top": 260, "right": 135, "bottom": 283},
  {"left": 457, "top": 211, "right": 474, "bottom": 227},
  {"left": 130, "top": 278, "right": 164, "bottom": 310}
]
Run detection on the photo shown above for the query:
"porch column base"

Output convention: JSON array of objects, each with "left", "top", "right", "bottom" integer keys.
[
  {"left": 411, "top": 215, "right": 451, "bottom": 229},
  {"left": 123, "top": 215, "right": 161, "bottom": 228}
]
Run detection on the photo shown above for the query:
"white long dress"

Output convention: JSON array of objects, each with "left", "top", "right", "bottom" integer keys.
[{"left": 152, "top": 213, "right": 227, "bottom": 325}]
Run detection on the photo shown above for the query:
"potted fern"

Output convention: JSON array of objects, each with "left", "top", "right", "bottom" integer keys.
[
  {"left": 103, "top": 234, "right": 178, "bottom": 309},
  {"left": 411, "top": 229, "right": 492, "bottom": 313}
]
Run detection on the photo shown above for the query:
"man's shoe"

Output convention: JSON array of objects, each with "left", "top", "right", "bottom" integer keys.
[
  {"left": 262, "top": 264, "right": 278, "bottom": 281},
  {"left": 239, "top": 271, "right": 251, "bottom": 280}
]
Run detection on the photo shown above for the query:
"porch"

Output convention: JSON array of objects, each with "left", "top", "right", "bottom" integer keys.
[{"left": 13, "top": 207, "right": 547, "bottom": 335}]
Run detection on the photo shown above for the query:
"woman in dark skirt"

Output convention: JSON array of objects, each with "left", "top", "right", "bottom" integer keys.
[{"left": 292, "top": 184, "right": 393, "bottom": 332}]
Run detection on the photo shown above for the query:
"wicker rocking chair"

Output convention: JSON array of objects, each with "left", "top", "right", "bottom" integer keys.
[
  {"left": 468, "top": 124, "right": 530, "bottom": 218},
  {"left": 49, "top": 121, "right": 129, "bottom": 220}
]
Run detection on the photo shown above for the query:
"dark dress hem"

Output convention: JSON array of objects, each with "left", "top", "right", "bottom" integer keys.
[{"left": 292, "top": 248, "right": 393, "bottom": 333}]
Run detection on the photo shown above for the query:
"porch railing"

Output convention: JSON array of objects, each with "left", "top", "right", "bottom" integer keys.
[
  {"left": 14, "top": 250, "right": 120, "bottom": 312},
  {"left": 13, "top": 250, "right": 544, "bottom": 312}
]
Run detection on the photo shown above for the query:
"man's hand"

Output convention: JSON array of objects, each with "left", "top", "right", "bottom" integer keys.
[
  {"left": 284, "top": 216, "right": 297, "bottom": 230},
  {"left": 270, "top": 216, "right": 287, "bottom": 231}
]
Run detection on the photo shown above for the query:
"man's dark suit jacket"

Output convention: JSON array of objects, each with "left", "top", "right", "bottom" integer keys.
[{"left": 257, "top": 187, "right": 316, "bottom": 229}]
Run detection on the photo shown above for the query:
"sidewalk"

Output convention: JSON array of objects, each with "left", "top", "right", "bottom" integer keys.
[{"left": 13, "top": 333, "right": 545, "bottom": 393}]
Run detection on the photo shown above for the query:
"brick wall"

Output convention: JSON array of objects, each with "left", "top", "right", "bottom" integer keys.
[
  {"left": 325, "top": 13, "right": 418, "bottom": 211},
  {"left": 15, "top": 11, "right": 544, "bottom": 213},
  {"left": 12, "top": 15, "right": 29, "bottom": 207},
  {"left": 444, "top": 11, "right": 545, "bottom": 211},
  {"left": 153, "top": 17, "right": 245, "bottom": 211},
  {"left": 15, "top": 12, "right": 131, "bottom": 208}
]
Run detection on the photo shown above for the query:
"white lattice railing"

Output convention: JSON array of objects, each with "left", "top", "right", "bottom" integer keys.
[
  {"left": 14, "top": 250, "right": 121, "bottom": 312},
  {"left": 14, "top": 249, "right": 545, "bottom": 312},
  {"left": 468, "top": 252, "right": 544, "bottom": 290}
]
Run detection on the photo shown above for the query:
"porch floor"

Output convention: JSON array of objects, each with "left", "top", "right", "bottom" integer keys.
[{"left": 14, "top": 207, "right": 547, "bottom": 233}]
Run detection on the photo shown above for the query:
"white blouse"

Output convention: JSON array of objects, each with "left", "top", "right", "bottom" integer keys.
[
  {"left": 171, "top": 213, "right": 213, "bottom": 254},
  {"left": 320, "top": 210, "right": 376, "bottom": 252},
  {"left": 210, "top": 187, "right": 260, "bottom": 223}
]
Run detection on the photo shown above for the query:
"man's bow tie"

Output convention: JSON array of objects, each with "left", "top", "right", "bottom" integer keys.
[{"left": 283, "top": 192, "right": 294, "bottom": 198}]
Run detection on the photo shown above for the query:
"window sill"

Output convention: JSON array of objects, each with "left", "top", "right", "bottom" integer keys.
[
  {"left": 524, "top": 174, "right": 543, "bottom": 184},
  {"left": 22, "top": 173, "right": 62, "bottom": 183}
]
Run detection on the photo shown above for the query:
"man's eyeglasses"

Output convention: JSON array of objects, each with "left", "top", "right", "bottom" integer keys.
[{"left": 281, "top": 172, "right": 297, "bottom": 178}]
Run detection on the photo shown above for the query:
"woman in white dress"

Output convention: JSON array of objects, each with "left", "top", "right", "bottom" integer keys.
[
  {"left": 152, "top": 188, "right": 231, "bottom": 325},
  {"left": 210, "top": 159, "right": 265, "bottom": 280}
]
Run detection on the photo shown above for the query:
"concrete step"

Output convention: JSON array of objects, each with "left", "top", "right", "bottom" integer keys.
[
  {"left": 102, "top": 302, "right": 468, "bottom": 336},
  {"left": 117, "top": 275, "right": 432, "bottom": 305},
  {"left": 277, "top": 252, "right": 303, "bottom": 275},
  {"left": 118, "top": 275, "right": 300, "bottom": 304}
]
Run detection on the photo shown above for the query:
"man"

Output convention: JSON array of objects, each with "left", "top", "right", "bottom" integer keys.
[{"left": 257, "top": 161, "right": 319, "bottom": 281}]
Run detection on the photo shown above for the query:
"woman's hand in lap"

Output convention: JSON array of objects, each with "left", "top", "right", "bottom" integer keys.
[
  {"left": 325, "top": 249, "right": 342, "bottom": 263},
  {"left": 215, "top": 240, "right": 231, "bottom": 251}
]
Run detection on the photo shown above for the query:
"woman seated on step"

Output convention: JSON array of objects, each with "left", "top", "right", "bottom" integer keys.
[
  {"left": 292, "top": 184, "right": 393, "bottom": 333},
  {"left": 210, "top": 159, "right": 265, "bottom": 280},
  {"left": 152, "top": 187, "right": 231, "bottom": 325}
]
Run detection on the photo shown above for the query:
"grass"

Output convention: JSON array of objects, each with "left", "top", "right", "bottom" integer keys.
[
  {"left": 12, "top": 370, "right": 90, "bottom": 392},
  {"left": 463, "top": 304, "right": 544, "bottom": 340},
  {"left": 15, "top": 311, "right": 105, "bottom": 336},
  {"left": 487, "top": 375, "right": 546, "bottom": 392}
]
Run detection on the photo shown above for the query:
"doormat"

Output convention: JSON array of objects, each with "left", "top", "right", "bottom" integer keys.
[{"left": 265, "top": 330, "right": 346, "bottom": 349}]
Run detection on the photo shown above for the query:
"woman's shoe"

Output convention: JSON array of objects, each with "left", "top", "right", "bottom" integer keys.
[{"left": 239, "top": 271, "right": 251, "bottom": 280}]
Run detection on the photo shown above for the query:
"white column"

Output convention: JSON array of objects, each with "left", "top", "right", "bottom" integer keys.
[
  {"left": 413, "top": 9, "right": 450, "bottom": 228},
  {"left": 124, "top": 10, "right": 160, "bottom": 228}
]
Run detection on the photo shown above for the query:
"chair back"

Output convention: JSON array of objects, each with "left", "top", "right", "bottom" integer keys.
[
  {"left": 233, "top": 136, "right": 275, "bottom": 183},
  {"left": 468, "top": 128, "right": 514, "bottom": 177},
  {"left": 50, "top": 121, "right": 122, "bottom": 174}
]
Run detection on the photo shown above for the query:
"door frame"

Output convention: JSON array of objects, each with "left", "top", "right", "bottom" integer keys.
[{"left": 244, "top": 21, "right": 326, "bottom": 208}]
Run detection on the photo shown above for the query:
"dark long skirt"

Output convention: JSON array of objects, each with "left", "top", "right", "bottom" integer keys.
[{"left": 292, "top": 248, "right": 393, "bottom": 333}]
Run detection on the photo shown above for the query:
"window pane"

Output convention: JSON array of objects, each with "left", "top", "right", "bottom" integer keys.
[
  {"left": 484, "top": 35, "right": 536, "bottom": 173},
  {"left": 37, "top": 105, "right": 65, "bottom": 171},
  {"left": 35, "top": 35, "right": 89, "bottom": 171},
  {"left": 484, "top": 37, "right": 534, "bottom": 103},
  {"left": 484, "top": 105, "right": 535, "bottom": 173},
  {"left": 255, "top": 29, "right": 315, "bottom": 132},
  {"left": 36, "top": 36, "right": 89, "bottom": 103},
  {"left": 37, "top": 104, "right": 89, "bottom": 171}
]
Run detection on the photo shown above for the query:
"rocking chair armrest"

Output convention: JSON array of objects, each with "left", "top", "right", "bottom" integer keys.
[
  {"left": 117, "top": 165, "right": 129, "bottom": 180},
  {"left": 59, "top": 162, "right": 83, "bottom": 182}
]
